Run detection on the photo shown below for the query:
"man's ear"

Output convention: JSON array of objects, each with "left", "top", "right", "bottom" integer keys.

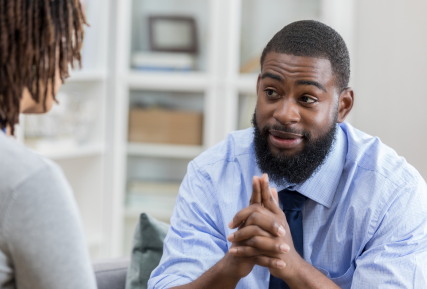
[{"left": 337, "top": 88, "right": 354, "bottom": 123}]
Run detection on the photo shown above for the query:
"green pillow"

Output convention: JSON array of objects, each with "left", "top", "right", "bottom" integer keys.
[{"left": 125, "top": 213, "right": 170, "bottom": 289}]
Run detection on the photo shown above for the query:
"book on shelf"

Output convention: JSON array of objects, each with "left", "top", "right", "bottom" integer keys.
[
  {"left": 127, "top": 181, "right": 181, "bottom": 195},
  {"left": 131, "top": 52, "right": 195, "bottom": 72}
]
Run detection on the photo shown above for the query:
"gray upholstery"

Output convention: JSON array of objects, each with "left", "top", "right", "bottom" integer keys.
[{"left": 93, "top": 258, "right": 129, "bottom": 289}]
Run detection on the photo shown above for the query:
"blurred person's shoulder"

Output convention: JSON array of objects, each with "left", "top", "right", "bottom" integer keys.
[
  {"left": 341, "top": 122, "right": 425, "bottom": 188},
  {"left": 0, "top": 132, "right": 68, "bottom": 200},
  {"left": 192, "top": 128, "right": 254, "bottom": 170}
]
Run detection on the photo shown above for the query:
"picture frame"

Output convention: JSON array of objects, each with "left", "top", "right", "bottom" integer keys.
[{"left": 148, "top": 16, "right": 198, "bottom": 54}]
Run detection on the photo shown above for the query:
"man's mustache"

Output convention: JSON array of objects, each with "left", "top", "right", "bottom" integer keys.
[{"left": 262, "top": 124, "right": 311, "bottom": 140}]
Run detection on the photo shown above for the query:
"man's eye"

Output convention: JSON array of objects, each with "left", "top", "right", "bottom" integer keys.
[
  {"left": 301, "top": 96, "right": 316, "bottom": 103},
  {"left": 265, "top": 89, "right": 279, "bottom": 98}
]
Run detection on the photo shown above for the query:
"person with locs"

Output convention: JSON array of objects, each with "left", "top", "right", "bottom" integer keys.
[
  {"left": 0, "top": 1, "right": 97, "bottom": 288},
  {"left": 148, "top": 20, "right": 427, "bottom": 289}
]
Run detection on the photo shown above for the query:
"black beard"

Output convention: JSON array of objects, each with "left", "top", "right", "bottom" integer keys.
[{"left": 252, "top": 111, "right": 337, "bottom": 185}]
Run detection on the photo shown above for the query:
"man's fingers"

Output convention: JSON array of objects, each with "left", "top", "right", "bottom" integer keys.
[
  {"left": 229, "top": 206, "right": 267, "bottom": 229},
  {"left": 227, "top": 225, "right": 274, "bottom": 242},
  {"left": 254, "top": 255, "right": 286, "bottom": 269},
  {"left": 245, "top": 211, "right": 286, "bottom": 237},
  {"left": 271, "top": 187, "right": 279, "bottom": 204},
  {"left": 260, "top": 174, "right": 282, "bottom": 214},
  {"left": 234, "top": 236, "right": 290, "bottom": 254},
  {"left": 230, "top": 209, "right": 285, "bottom": 236},
  {"left": 229, "top": 246, "right": 261, "bottom": 257},
  {"left": 228, "top": 247, "right": 286, "bottom": 269},
  {"left": 249, "top": 176, "right": 261, "bottom": 205}
]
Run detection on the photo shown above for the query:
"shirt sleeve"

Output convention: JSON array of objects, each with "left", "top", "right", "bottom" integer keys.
[
  {"left": 351, "top": 179, "right": 427, "bottom": 288},
  {"left": 2, "top": 163, "right": 97, "bottom": 289},
  {"left": 148, "top": 161, "right": 228, "bottom": 289}
]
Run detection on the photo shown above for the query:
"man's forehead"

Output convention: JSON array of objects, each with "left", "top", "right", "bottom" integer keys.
[{"left": 262, "top": 52, "right": 333, "bottom": 79}]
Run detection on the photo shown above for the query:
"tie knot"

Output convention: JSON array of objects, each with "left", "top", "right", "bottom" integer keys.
[{"left": 278, "top": 189, "right": 307, "bottom": 211}]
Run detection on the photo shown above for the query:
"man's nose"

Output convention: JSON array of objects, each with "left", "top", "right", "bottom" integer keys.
[{"left": 273, "top": 98, "right": 300, "bottom": 125}]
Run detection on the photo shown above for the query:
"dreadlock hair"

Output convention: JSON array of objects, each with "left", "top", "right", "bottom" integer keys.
[
  {"left": 261, "top": 20, "right": 350, "bottom": 93},
  {"left": 0, "top": 0, "right": 87, "bottom": 134}
]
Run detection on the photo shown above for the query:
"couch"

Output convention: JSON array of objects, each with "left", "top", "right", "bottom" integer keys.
[{"left": 93, "top": 258, "right": 129, "bottom": 289}]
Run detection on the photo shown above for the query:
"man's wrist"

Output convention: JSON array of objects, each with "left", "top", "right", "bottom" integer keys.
[
  {"left": 216, "top": 253, "right": 245, "bottom": 284},
  {"left": 275, "top": 254, "right": 307, "bottom": 284},
  {"left": 281, "top": 258, "right": 340, "bottom": 289},
  {"left": 172, "top": 254, "right": 243, "bottom": 289}
]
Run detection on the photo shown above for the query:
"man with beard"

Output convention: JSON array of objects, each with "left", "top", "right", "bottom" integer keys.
[{"left": 149, "top": 20, "right": 427, "bottom": 289}]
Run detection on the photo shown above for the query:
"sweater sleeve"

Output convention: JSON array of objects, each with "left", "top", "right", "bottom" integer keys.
[{"left": 1, "top": 162, "right": 97, "bottom": 289}]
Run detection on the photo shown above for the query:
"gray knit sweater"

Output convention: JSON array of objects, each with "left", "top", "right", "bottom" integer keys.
[{"left": 0, "top": 132, "right": 96, "bottom": 289}]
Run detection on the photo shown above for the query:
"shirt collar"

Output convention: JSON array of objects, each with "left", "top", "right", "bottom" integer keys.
[{"left": 257, "top": 124, "right": 347, "bottom": 209}]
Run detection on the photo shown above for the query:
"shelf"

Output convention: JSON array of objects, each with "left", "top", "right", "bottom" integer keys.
[
  {"left": 31, "top": 143, "right": 106, "bottom": 160},
  {"left": 125, "top": 207, "right": 173, "bottom": 222},
  {"left": 126, "top": 71, "right": 209, "bottom": 91},
  {"left": 127, "top": 142, "right": 204, "bottom": 159},
  {"left": 237, "top": 73, "right": 258, "bottom": 94},
  {"left": 67, "top": 70, "right": 108, "bottom": 82}
]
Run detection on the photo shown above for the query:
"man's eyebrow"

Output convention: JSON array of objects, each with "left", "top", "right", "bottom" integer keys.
[
  {"left": 261, "top": 72, "right": 283, "bottom": 82},
  {"left": 296, "top": 80, "right": 327, "bottom": 92}
]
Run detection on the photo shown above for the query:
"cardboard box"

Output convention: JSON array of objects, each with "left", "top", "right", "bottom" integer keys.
[{"left": 128, "top": 108, "right": 203, "bottom": 145}]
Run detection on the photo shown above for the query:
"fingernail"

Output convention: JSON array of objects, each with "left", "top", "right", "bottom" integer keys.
[
  {"left": 280, "top": 244, "right": 290, "bottom": 253},
  {"left": 229, "top": 248, "right": 237, "bottom": 254},
  {"left": 278, "top": 226, "right": 286, "bottom": 236},
  {"left": 228, "top": 221, "right": 233, "bottom": 228},
  {"left": 227, "top": 234, "right": 234, "bottom": 241},
  {"left": 265, "top": 174, "right": 269, "bottom": 183},
  {"left": 277, "top": 260, "right": 286, "bottom": 269}
]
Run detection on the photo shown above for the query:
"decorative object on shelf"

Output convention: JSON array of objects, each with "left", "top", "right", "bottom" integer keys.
[
  {"left": 131, "top": 15, "right": 199, "bottom": 72},
  {"left": 148, "top": 16, "right": 198, "bottom": 54},
  {"left": 128, "top": 107, "right": 203, "bottom": 145},
  {"left": 131, "top": 52, "right": 195, "bottom": 71}
]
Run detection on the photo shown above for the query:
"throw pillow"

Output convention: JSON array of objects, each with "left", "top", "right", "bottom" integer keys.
[{"left": 125, "top": 213, "right": 170, "bottom": 289}]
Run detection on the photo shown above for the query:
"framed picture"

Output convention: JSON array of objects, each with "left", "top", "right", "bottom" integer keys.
[{"left": 148, "top": 16, "right": 198, "bottom": 54}]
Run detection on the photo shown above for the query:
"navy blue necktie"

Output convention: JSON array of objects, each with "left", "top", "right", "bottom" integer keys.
[{"left": 269, "top": 189, "right": 307, "bottom": 289}]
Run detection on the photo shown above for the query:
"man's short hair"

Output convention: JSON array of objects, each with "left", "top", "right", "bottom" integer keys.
[{"left": 260, "top": 20, "right": 350, "bottom": 92}]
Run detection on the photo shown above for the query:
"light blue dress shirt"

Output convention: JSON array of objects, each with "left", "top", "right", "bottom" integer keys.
[{"left": 149, "top": 122, "right": 427, "bottom": 289}]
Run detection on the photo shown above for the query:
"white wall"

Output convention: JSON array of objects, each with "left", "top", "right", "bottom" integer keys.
[{"left": 352, "top": 0, "right": 427, "bottom": 179}]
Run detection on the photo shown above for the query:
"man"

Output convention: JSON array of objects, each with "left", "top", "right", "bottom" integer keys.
[{"left": 148, "top": 20, "right": 427, "bottom": 288}]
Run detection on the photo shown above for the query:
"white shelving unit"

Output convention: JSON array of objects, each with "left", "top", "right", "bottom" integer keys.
[
  {"left": 127, "top": 71, "right": 209, "bottom": 91},
  {"left": 109, "top": 0, "right": 355, "bottom": 257}
]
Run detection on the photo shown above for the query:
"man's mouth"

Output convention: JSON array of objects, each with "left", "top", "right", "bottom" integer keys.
[{"left": 268, "top": 129, "right": 304, "bottom": 149}]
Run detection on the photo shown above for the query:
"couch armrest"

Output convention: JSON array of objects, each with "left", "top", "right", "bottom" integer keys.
[{"left": 93, "top": 258, "right": 130, "bottom": 289}]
